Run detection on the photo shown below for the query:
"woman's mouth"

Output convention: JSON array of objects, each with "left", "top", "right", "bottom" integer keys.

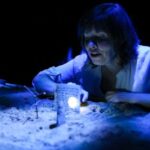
[{"left": 90, "top": 53, "right": 102, "bottom": 57}]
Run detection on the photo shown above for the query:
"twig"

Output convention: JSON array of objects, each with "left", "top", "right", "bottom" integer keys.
[{"left": 23, "top": 85, "right": 39, "bottom": 119}]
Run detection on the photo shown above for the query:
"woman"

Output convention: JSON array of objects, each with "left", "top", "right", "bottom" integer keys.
[{"left": 32, "top": 3, "right": 150, "bottom": 108}]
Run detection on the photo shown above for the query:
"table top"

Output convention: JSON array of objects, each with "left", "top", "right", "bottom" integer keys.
[{"left": 0, "top": 84, "right": 150, "bottom": 150}]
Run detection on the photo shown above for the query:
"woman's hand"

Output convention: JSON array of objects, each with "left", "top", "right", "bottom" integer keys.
[
  {"left": 80, "top": 88, "right": 89, "bottom": 102},
  {"left": 105, "top": 91, "right": 129, "bottom": 103},
  {"left": 105, "top": 91, "right": 116, "bottom": 101},
  {"left": 67, "top": 82, "right": 88, "bottom": 102}
]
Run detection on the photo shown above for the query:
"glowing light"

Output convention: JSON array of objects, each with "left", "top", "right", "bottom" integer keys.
[{"left": 68, "top": 96, "right": 80, "bottom": 109}]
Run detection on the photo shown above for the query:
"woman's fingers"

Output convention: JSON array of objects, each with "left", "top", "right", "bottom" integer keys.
[
  {"left": 80, "top": 89, "right": 89, "bottom": 102},
  {"left": 105, "top": 91, "right": 116, "bottom": 101}
]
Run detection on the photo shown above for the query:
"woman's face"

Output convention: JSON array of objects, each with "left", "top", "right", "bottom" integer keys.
[{"left": 84, "top": 28, "right": 116, "bottom": 66}]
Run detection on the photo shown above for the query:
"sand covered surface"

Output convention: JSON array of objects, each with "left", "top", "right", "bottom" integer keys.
[{"left": 0, "top": 99, "right": 150, "bottom": 150}]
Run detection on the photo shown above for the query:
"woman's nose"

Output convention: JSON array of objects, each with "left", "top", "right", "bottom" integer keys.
[{"left": 88, "top": 41, "right": 97, "bottom": 50}]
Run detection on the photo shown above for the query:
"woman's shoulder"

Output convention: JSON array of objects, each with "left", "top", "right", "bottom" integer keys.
[
  {"left": 136, "top": 45, "right": 150, "bottom": 67},
  {"left": 136, "top": 45, "right": 150, "bottom": 65},
  {"left": 132, "top": 45, "right": 150, "bottom": 92},
  {"left": 137, "top": 45, "right": 150, "bottom": 55}
]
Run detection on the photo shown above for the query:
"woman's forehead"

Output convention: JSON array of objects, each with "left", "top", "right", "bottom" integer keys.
[{"left": 84, "top": 28, "right": 109, "bottom": 38}]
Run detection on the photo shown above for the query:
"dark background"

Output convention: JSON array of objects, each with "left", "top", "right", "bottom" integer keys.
[{"left": 1, "top": 0, "right": 150, "bottom": 86}]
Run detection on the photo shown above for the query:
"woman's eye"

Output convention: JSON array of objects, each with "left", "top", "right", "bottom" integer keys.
[
  {"left": 84, "top": 38, "right": 90, "bottom": 44},
  {"left": 84, "top": 37, "right": 111, "bottom": 47},
  {"left": 97, "top": 37, "right": 109, "bottom": 42}
]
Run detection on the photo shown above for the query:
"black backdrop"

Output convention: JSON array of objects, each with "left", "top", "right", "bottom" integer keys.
[{"left": 1, "top": 0, "right": 150, "bottom": 86}]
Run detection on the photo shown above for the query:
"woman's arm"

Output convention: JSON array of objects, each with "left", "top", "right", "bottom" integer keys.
[
  {"left": 32, "top": 54, "right": 88, "bottom": 95},
  {"left": 32, "top": 59, "right": 75, "bottom": 95},
  {"left": 105, "top": 91, "right": 150, "bottom": 108},
  {"left": 107, "top": 47, "right": 150, "bottom": 108},
  {"left": 32, "top": 70, "right": 57, "bottom": 95}
]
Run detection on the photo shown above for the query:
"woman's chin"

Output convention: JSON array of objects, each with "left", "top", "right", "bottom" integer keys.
[{"left": 91, "top": 58, "right": 106, "bottom": 66}]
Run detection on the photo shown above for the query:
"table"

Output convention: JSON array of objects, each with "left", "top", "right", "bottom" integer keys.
[{"left": 0, "top": 84, "right": 150, "bottom": 150}]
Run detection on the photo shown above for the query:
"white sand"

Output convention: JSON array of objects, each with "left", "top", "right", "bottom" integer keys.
[
  {"left": 0, "top": 100, "right": 150, "bottom": 150},
  {"left": 0, "top": 83, "right": 150, "bottom": 150}
]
